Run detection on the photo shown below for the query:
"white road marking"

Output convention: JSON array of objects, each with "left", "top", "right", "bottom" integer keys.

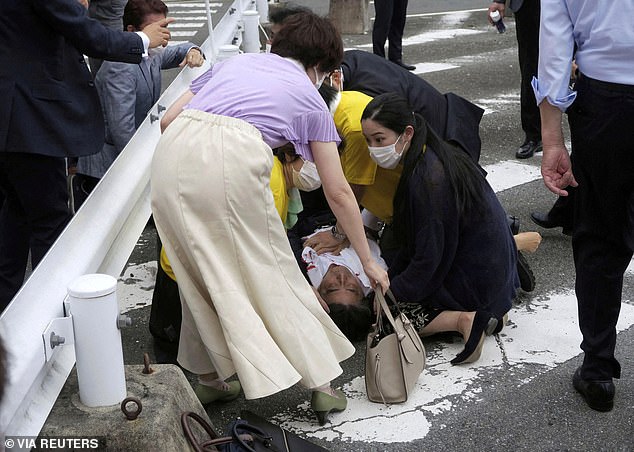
[
  {"left": 405, "top": 8, "right": 488, "bottom": 19},
  {"left": 168, "top": 22, "right": 206, "bottom": 28},
  {"left": 168, "top": 2, "right": 222, "bottom": 7},
  {"left": 272, "top": 293, "right": 634, "bottom": 444},
  {"left": 169, "top": 14, "right": 213, "bottom": 19},
  {"left": 170, "top": 30, "right": 199, "bottom": 37},
  {"left": 484, "top": 160, "right": 542, "bottom": 192},
  {"left": 412, "top": 62, "right": 459, "bottom": 74},
  {"left": 357, "top": 28, "right": 483, "bottom": 49}
]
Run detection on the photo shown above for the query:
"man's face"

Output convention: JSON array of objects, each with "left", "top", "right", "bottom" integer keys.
[{"left": 318, "top": 265, "right": 364, "bottom": 307}]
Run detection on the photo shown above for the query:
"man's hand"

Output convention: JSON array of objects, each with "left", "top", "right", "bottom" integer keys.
[
  {"left": 303, "top": 230, "right": 348, "bottom": 255},
  {"left": 179, "top": 48, "right": 205, "bottom": 68},
  {"left": 541, "top": 143, "right": 578, "bottom": 196},
  {"left": 539, "top": 100, "right": 579, "bottom": 196},
  {"left": 143, "top": 17, "right": 175, "bottom": 48},
  {"left": 487, "top": 2, "right": 505, "bottom": 24}
]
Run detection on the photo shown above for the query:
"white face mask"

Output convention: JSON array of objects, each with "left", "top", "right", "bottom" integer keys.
[
  {"left": 368, "top": 134, "right": 404, "bottom": 169},
  {"left": 313, "top": 66, "right": 327, "bottom": 89},
  {"left": 292, "top": 160, "right": 321, "bottom": 191}
]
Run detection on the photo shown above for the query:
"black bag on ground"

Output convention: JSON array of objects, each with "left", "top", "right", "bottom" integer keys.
[{"left": 181, "top": 410, "right": 329, "bottom": 452}]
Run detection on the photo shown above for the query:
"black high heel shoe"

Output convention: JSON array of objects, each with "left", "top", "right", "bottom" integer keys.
[
  {"left": 311, "top": 389, "right": 347, "bottom": 425},
  {"left": 486, "top": 312, "right": 509, "bottom": 336},
  {"left": 451, "top": 311, "right": 495, "bottom": 365}
]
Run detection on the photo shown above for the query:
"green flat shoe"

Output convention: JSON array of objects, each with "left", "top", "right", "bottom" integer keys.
[
  {"left": 311, "top": 389, "right": 347, "bottom": 425},
  {"left": 194, "top": 381, "right": 241, "bottom": 404}
]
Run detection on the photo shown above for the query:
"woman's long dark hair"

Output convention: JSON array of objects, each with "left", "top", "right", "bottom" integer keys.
[{"left": 361, "top": 93, "right": 486, "bottom": 249}]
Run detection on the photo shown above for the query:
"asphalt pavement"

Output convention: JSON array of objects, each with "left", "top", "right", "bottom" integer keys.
[{"left": 117, "top": 1, "right": 634, "bottom": 450}]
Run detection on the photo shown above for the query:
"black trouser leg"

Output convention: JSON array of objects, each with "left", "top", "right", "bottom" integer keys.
[
  {"left": 0, "top": 153, "right": 70, "bottom": 311},
  {"left": 548, "top": 186, "right": 575, "bottom": 230},
  {"left": 514, "top": 0, "right": 541, "bottom": 143},
  {"left": 569, "top": 75, "right": 634, "bottom": 380},
  {"left": 372, "top": 0, "right": 394, "bottom": 58},
  {"left": 388, "top": 0, "right": 408, "bottom": 63}
]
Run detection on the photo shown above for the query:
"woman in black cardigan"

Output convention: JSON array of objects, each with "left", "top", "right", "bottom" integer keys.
[{"left": 361, "top": 93, "right": 519, "bottom": 364}]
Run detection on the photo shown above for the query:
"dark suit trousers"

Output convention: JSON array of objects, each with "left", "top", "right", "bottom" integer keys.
[
  {"left": 569, "top": 75, "right": 634, "bottom": 380},
  {"left": 547, "top": 185, "right": 575, "bottom": 230},
  {"left": 372, "top": 0, "right": 409, "bottom": 62},
  {"left": 0, "top": 153, "right": 71, "bottom": 311},
  {"left": 514, "top": 0, "right": 541, "bottom": 142}
]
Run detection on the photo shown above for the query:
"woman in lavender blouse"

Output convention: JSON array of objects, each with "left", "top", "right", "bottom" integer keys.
[{"left": 151, "top": 12, "right": 389, "bottom": 425}]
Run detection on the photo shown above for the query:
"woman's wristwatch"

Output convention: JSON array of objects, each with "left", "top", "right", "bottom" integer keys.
[{"left": 331, "top": 224, "right": 347, "bottom": 241}]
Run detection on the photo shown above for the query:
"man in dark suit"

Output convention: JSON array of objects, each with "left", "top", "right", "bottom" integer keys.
[
  {"left": 372, "top": 0, "right": 414, "bottom": 70},
  {"left": 488, "top": 0, "right": 541, "bottom": 159},
  {"left": 87, "top": 0, "right": 129, "bottom": 77},
  {"left": 341, "top": 50, "right": 484, "bottom": 164},
  {"left": 0, "top": 0, "right": 172, "bottom": 311}
]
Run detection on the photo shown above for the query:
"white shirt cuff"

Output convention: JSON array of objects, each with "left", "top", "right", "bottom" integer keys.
[{"left": 136, "top": 31, "right": 150, "bottom": 58}]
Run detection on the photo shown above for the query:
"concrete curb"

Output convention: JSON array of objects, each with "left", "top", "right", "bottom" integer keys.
[{"left": 40, "top": 365, "right": 210, "bottom": 451}]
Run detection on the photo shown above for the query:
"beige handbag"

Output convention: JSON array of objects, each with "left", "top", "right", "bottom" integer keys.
[{"left": 365, "top": 289, "right": 426, "bottom": 404}]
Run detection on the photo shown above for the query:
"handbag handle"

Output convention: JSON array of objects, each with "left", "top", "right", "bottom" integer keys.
[
  {"left": 374, "top": 290, "right": 423, "bottom": 357},
  {"left": 182, "top": 412, "right": 276, "bottom": 452},
  {"left": 374, "top": 290, "right": 405, "bottom": 341},
  {"left": 181, "top": 411, "right": 223, "bottom": 452}
]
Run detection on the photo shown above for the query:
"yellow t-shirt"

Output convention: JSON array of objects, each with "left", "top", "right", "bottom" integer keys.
[
  {"left": 335, "top": 91, "right": 403, "bottom": 223},
  {"left": 161, "top": 158, "right": 289, "bottom": 280},
  {"left": 269, "top": 157, "right": 289, "bottom": 224}
]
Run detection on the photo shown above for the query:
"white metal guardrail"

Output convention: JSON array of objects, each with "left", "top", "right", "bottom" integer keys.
[{"left": 0, "top": 0, "right": 261, "bottom": 437}]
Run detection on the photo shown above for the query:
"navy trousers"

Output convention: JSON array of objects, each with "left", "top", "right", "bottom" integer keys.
[
  {"left": 569, "top": 75, "right": 634, "bottom": 380},
  {"left": 514, "top": 0, "right": 541, "bottom": 143},
  {"left": 372, "top": 0, "right": 409, "bottom": 63},
  {"left": 0, "top": 153, "right": 71, "bottom": 311}
]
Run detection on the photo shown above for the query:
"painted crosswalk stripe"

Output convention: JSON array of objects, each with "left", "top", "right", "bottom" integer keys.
[
  {"left": 170, "top": 31, "right": 199, "bottom": 37},
  {"left": 168, "top": 2, "right": 222, "bottom": 7},
  {"left": 169, "top": 14, "right": 212, "bottom": 19},
  {"left": 357, "top": 28, "right": 484, "bottom": 51},
  {"left": 168, "top": 22, "right": 206, "bottom": 28}
]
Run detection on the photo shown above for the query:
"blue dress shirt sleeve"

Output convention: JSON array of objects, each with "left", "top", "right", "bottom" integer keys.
[{"left": 531, "top": 0, "right": 577, "bottom": 111}]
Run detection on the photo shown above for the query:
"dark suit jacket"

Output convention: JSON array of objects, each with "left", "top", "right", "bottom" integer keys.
[
  {"left": 0, "top": 0, "right": 145, "bottom": 158},
  {"left": 341, "top": 50, "right": 484, "bottom": 164}
]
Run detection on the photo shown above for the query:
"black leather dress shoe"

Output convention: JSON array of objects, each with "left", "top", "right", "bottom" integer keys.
[
  {"left": 391, "top": 60, "right": 416, "bottom": 71},
  {"left": 515, "top": 140, "right": 542, "bottom": 159},
  {"left": 530, "top": 212, "right": 572, "bottom": 236},
  {"left": 573, "top": 368, "right": 614, "bottom": 412}
]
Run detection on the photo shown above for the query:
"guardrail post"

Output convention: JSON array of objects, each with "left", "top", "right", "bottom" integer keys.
[
  {"left": 68, "top": 274, "right": 128, "bottom": 407},
  {"left": 242, "top": 10, "right": 261, "bottom": 53}
]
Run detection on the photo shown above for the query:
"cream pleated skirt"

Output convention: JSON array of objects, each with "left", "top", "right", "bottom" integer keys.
[{"left": 150, "top": 110, "right": 355, "bottom": 399}]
